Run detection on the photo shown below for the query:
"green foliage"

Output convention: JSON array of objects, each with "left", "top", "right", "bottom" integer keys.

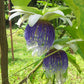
[
  {"left": 11, "top": 0, "right": 42, "bottom": 15},
  {"left": 13, "top": 6, "right": 42, "bottom": 15},
  {"left": 29, "top": 71, "right": 37, "bottom": 84},
  {"left": 29, "top": 60, "right": 42, "bottom": 84},
  {"left": 11, "top": 0, "right": 31, "bottom": 6},
  {"left": 67, "top": 52, "right": 81, "bottom": 73},
  {"left": 0, "top": 29, "right": 84, "bottom": 84},
  {"left": 6, "top": 0, "right": 84, "bottom": 83},
  {"left": 53, "top": 37, "right": 70, "bottom": 45},
  {"left": 4, "top": 0, "right": 9, "bottom": 20},
  {"left": 37, "top": 1, "right": 57, "bottom": 7},
  {"left": 64, "top": 0, "right": 84, "bottom": 59},
  {"left": 44, "top": 6, "right": 69, "bottom": 13},
  {"left": 16, "top": 29, "right": 24, "bottom": 37},
  {"left": 5, "top": 13, "right": 9, "bottom": 20}
]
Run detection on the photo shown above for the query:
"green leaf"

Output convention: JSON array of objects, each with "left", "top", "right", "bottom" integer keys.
[
  {"left": 44, "top": 6, "right": 69, "bottom": 14},
  {"left": 64, "top": 0, "right": 84, "bottom": 59},
  {"left": 57, "top": 25, "right": 66, "bottom": 29},
  {"left": 11, "top": 0, "right": 31, "bottom": 6},
  {"left": 42, "top": 2, "right": 47, "bottom": 14},
  {"left": 63, "top": 69, "right": 68, "bottom": 79},
  {"left": 13, "top": 6, "right": 42, "bottom": 15},
  {"left": 41, "top": 71, "right": 44, "bottom": 79},
  {"left": 42, "top": 10, "right": 64, "bottom": 21},
  {"left": 42, "top": 6, "right": 71, "bottom": 21},
  {"left": 37, "top": 1, "right": 47, "bottom": 5},
  {"left": 29, "top": 59, "right": 42, "bottom": 83},
  {"left": 29, "top": 71, "right": 37, "bottom": 84},
  {"left": 62, "top": 9, "right": 71, "bottom": 15},
  {"left": 37, "top": 1, "right": 57, "bottom": 7},
  {"left": 5, "top": 13, "right": 9, "bottom": 20},
  {"left": 53, "top": 37, "right": 70, "bottom": 45},
  {"left": 66, "top": 52, "right": 81, "bottom": 73}
]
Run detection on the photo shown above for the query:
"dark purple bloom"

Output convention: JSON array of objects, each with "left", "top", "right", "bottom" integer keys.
[
  {"left": 43, "top": 48, "right": 68, "bottom": 73},
  {"left": 24, "top": 20, "right": 55, "bottom": 55}
]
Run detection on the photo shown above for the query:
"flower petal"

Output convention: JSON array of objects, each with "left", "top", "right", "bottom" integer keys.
[
  {"left": 54, "top": 44, "right": 64, "bottom": 49},
  {"left": 27, "top": 45, "right": 38, "bottom": 50},
  {"left": 41, "top": 10, "right": 64, "bottom": 21},
  {"left": 28, "top": 14, "right": 42, "bottom": 27},
  {"left": 43, "top": 48, "right": 68, "bottom": 73},
  {"left": 65, "top": 18, "right": 72, "bottom": 27},
  {"left": 69, "top": 44, "right": 78, "bottom": 52},
  {"left": 32, "top": 49, "right": 38, "bottom": 56},
  {"left": 60, "top": 17, "right": 66, "bottom": 24},
  {"left": 9, "top": 12, "right": 23, "bottom": 21},
  {"left": 53, "top": 10, "right": 64, "bottom": 16},
  {"left": 25, "top": 20, "right": 55, "bottom": 56},
  {"left": 9, "top": 9, "right": 23, "bottom": 12},
  {"left": 9, "top": 9, "right": 33, "bottom": 14},
  {"left": 60, "top": 17, "right": 72, "bottom": 26},
  {"left": 17, "top": 14, "right": 31, "bottom": 27}
]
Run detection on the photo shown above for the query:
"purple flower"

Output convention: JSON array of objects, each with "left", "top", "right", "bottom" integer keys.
[
  {"left": 43, "top": 48, "right": 68, "bottom": 73},
  {"left": 25, "top": 20, "right": 55, "bottom": 55}
]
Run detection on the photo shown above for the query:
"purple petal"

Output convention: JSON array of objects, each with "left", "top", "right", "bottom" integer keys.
[
  {"left": 24, "top": 20, "right": 55, "bottom": 55},
  {"left": 43, "top": 48, "right": 68, "bottom": 73}
]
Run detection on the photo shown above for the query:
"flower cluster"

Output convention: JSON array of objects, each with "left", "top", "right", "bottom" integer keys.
[{"left": 9, "top": 5, "right": 70, "bottom": 83}]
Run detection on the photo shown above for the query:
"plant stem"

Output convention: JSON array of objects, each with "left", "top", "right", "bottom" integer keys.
[{"left": 19, "top": 60, "right": 43, "bottom": 84}]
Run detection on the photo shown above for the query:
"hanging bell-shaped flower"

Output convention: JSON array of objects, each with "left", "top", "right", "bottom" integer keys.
[
  {"left": 25, "top": 20, "right": 55, "bottom": 56},
  {"left": 43, "top": 48, "right": 68, "bottom": 83}
]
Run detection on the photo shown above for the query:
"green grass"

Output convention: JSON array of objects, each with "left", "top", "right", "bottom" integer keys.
[
  {"left": 7, "top": 29, "right": 41, "bottom": 84},
  {"left": 0, "top": 28, "right": 84, "bottom": 84}
]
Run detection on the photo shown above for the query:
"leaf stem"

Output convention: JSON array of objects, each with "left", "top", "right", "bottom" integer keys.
[{"left": 19, "top": 59, "right": 43, "bottom": 84}]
